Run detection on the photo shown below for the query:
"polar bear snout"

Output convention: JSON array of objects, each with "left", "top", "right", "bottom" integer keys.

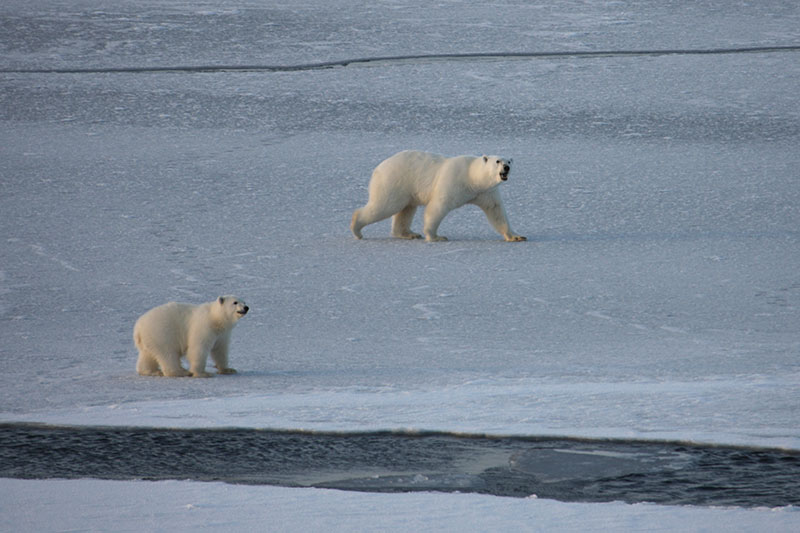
[
  {"left": 220, "top": 296, "right": 248, "bottom": 318},
  {"left": 500, "top": 164, "right": 510, "bottom": 181}
]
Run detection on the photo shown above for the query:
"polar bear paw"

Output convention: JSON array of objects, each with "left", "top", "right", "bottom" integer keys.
[
  {"left": 505, "top": 234, "right": 527, "bottom": 242},
  {"left": 394, "top": 231, "right": 423, "bottom": 240},
  {"left": 217, "top": 367, "right": 238, "bottom": 375},
  {"left": 162, "top": 368, "right": 191, "bottom": 378}
]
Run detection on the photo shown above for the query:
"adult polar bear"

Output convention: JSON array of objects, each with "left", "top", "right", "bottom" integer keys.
[
  {"left": 134, "top": 296, "right": 248, "bottom": 378},
  {"left": 351, "top": 150, "right": 526, "bottom": 242}
]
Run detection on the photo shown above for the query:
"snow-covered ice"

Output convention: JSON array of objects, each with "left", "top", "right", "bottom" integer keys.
[
  {"left": 3, "top": 478, "right": 799, "bottom": 533},
  {"left": 1, "top": 0, "right": 799, "bottom": 530}
]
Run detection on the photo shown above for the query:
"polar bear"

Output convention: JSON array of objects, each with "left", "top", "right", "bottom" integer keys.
[
  {"left": 351, "top": 150, "right": 526, "bottom": 242},
  {"left": 134, "top": 296, "right": 249, "bottom": 378}
]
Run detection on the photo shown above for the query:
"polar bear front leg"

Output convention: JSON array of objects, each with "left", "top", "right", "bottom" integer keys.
[
  {"left": 211, "top": 333, "right": 237, "bottom": 374},
  {"left": 472, "top": 190, "right": 527, "bottom": 242},
  {"left": 186, "top": 343, "right": 213, "bottom": 378},
  {"left": 423, "top": 201, "right": 451, "bottom": 242}
]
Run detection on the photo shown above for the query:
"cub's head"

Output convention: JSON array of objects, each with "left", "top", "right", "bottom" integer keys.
[
  {"left": 217, "top": 295, "right": 249, "bottom": 322},
  {"left": 482, "top": 155, "right": 512, "bottom": 183}
]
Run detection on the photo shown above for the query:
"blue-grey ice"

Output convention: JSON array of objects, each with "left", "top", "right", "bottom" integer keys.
[{"left": 1, "top": 0, "right": 799, "bottom": 529}]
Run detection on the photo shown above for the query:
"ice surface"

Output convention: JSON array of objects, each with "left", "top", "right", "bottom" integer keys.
[
  {"left": 1, "top": 0, "right": 800, "bottom": 530},
  {"left": 3, "top": 478, "right": 799, "bottom": 533}
]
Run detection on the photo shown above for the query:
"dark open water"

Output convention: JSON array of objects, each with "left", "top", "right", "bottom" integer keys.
[{"left": 2, "top": 423, "right": 798, "bottom": 508}]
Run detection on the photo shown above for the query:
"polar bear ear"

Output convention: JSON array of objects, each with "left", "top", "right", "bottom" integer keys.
[
  {"left": 483, "top": 155, "right": 488, "bottom": 163},
  {"left": 218, "top": 296, "right": 225, "bottom": 305}
]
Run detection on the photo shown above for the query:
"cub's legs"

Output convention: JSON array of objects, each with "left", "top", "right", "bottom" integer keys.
[
  {"left": 159, "top": 354, "right": 192, "bottom": 377},
  {"left": 135, "top": 331, "right": 190, "bottom": 377},
  {"left": 211, "top": 333, "right": 237, "bottom": 374},
  {"left": 186, "top": 344, "right": 213, "bottom": 378},
  {"left": 136, "top": 348, "right": 191, "bottom": 377},
  {"left": 135, "top": 350, "right": 163, "bottom": 376}
]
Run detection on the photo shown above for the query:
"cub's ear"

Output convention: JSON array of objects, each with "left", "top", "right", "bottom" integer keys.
[
  {"left": 218, "top": 296, "right": 225, "bottom": 305},
  {"left": 483, "top": 155, "right": 488, "bottom": 162},
  {"left": 508, "top": 158, "right": 513, "bottom": 165}
]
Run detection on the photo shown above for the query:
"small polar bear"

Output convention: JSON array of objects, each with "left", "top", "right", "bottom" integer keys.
[
  {"left": 351, "top": 150, "right": 526, "bottom": 242},
  {"left": 134, "top": 296, "right": 249, "bottom": 378}
]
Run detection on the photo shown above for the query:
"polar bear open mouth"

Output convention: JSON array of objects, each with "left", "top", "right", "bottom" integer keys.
[{"left": 236, "top": 307, "right": 249, "bottom": 316}]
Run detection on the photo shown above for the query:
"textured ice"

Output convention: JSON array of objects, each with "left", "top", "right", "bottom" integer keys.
[{"left": 1, "top": 0, "right": 800, "bottom": 530}]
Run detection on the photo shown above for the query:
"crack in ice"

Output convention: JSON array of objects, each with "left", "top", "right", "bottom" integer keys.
[{"left": 3, "top": 46, "right": 799, "bottom": 74}]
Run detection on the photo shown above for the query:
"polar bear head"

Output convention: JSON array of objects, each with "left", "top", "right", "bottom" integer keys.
[
  {"left": 481, "top": 155, "right": 513, "bottom": 183},
  {"left": 216, "top": 295, "right": 249, "bottom": 325}
]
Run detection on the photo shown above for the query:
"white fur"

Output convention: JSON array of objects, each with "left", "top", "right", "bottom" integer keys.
[
  {"left": 134, "top": 296, "right": 249, "bottom": 378},
  {"left": 351, "top": 150, "right": 526, "bottom": 242}
]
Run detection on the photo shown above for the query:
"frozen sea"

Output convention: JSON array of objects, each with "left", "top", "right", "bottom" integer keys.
[{"left": 1, "top": 0, "right": 800, "bottom": 530}]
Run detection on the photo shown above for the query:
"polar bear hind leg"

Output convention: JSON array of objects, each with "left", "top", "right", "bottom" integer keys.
[
  {"left": 158, "top": 351, "right": 191, "bottom": 377},
  {"left": 136, "top": 347, "right": 190, "bottom": 377},
  {"left": 134, "top": 329, "right": 185, "bottom": 377},
  {"left": 135, "top": 349, "right": 163, "bottom": 376},
  {"left": 352, "top": 163, "right": 421, "bottom": 239},
  {"left": 351, "top": 196, "right": 411, "bottom": 239},
  {"left": 391, "top": 205, "right": 423, "bottom": 239},
  {"left": 350, "top": 209, "right": 366, "bottom": 239}
]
